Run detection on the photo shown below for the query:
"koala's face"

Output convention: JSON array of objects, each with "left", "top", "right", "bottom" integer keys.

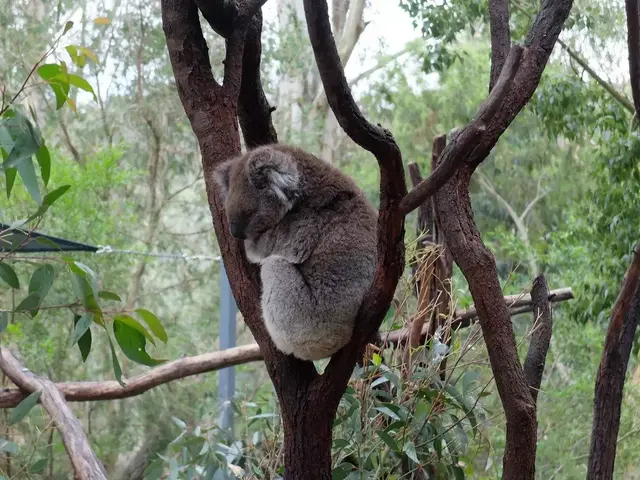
[{"left": 214, "top": 147, "right": 300, "bottom": 240}]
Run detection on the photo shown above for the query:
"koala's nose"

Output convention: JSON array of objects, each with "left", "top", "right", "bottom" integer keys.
[{"left": 229, "top": 221, "right": 247, "bottom": 239}]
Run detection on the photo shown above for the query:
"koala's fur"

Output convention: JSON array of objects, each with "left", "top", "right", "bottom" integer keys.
[{"left": 214, "top": 144, "right": 378, "bottom": 361}]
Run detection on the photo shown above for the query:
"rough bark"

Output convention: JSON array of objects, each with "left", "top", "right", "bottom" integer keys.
[
  {"left": 489, "top": 0, "right": 511, "bottom": 90},
  {"left": 587, "top": 246, "right": 640, "bottom": 480},
  {"left": 0, "top": 348, "right": 108, "bottom": 480},
  {"left": 523, "top": 275, "right": 553, "bottom": 404},
  {"left": 0, "top": 344, "right": 263, "bottom": 407},
  {"left": 626, "top": 0, "right": 640, "bottom": 117},
  {"left": 400, "top": 0, "right": 573, "bottom": 215}
]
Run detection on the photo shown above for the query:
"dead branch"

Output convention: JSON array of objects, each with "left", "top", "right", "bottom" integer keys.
[
  {"left": 489, "top": 0, "right": 511, "bottom": 90},
  {"left": 385, "top": 287, "right": 573, "bottom": 345},
  {"left": 303, "top": 0, "right": 407, "bottom": 392},
  {"left": 0, "top": 348, "right": 107, "bottom": 480},
  {"left": 587, "top": 245, "right": 640, "bottom": 480},
  {"left": 556, "top": 38, "right": 635, "bottom": 114},
  {"left": 400, "top": 0, "right": 573, "bottom": 216},
  {"left": 0, "top": 344, "right": 263, "bottom": 408},
  {"left": 626, "top": 0, "right": 640, "bottom": 116},
  {"left": 523, "top": 275, "right": 553, "bottom": 404}
]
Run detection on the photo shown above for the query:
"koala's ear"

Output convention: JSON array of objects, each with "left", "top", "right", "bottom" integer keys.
[
  {"left": 213, "top": 158, "right": 236, "bottom": 201},
  {"left": 248, "top": 148, "right": 300, "bottom": 204}
]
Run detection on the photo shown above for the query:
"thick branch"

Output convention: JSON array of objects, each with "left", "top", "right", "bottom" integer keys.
[
  {"left": 0, "top": 344, "right": 263, "bottom": 408},
  {"left": 588, "top": 246, "right": 640, "bottom": 480},
  {"left": 401, "top": 0, "right": 573, "bottom": 216},
  {"left": 626, "top": 0, "right": 640, "bottom": 115},
  {"left": 523, "top": 275, "right": 553, "bottom": 404},
  {"left": 489, "top": 0, "right": 511, "bottom": 90},
  {"left": 303, "top": 0, "right": 407, "bottom": 401},
  {"left": 0, "top": 348, "right": 107, "bottom": 480}
]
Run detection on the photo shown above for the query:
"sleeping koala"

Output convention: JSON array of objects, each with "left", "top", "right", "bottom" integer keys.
[{"left": 214, "top": 144, "right": 378, "bottom": 361}]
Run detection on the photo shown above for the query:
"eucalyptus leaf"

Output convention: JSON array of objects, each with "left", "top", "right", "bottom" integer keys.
[{"left": 8, "top": 391, "right": 41, "bottom": 425}]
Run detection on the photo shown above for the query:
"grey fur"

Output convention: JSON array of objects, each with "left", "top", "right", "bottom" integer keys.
[{"left": 214, "top": 144, "right": 378, "bottom": 361}]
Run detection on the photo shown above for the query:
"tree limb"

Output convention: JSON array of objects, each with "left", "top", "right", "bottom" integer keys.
[
  {"left": 489, "top": 0, "right": 511, "bottom": 90},
  {"left": 0, "top": 348, "right": 108, "bottom": 480},
  {"left": 303, "top": 0, "right": 407, "bottom": 401},
  {"left": 588, "top": 245, "right": 640, "bottom": 480},
  {"left": 384, "top": 287, "right": 573, "bottom": 345},
  {"left": 0, "top": 344, "right": 263, "bottom": 408},
  {"left": 523, "top": 275, "right": 553, "bottom": 404},
  {"left": 400, "top": 0, "right": 573, "bottom": 216},
  {"left": 557, "top": 38, "right": 635, "bottom": 114},
  {"left": 626, "top": 0, "right": 640, "bottom": 116}
]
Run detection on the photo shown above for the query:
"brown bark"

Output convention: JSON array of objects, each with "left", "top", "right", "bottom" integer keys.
[
  {"left": 489, "top": 0, "right": 511, "bottom": 90},
  {"left": 0, "top": 348, "right": 107, "bottom": 480},
  {"left": 400, "top": 0, "right": 573, "bottom": 215},
  {"left": 523, "top": 275, "right": 553, "bottom": 404},
  {"left": 0, "top": 344, "right": 263, "bottom": 408},
  {"left": 587, "top": 246, "right": 640, "bottom": 480},
  {"left": 435, "top": 148, "right": 537, "bottom": 480},
  {"left": 626, "top": 0, "right": 640, "bottom": 117}
]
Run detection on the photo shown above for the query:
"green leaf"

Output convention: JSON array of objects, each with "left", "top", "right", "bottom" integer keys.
[
  {"left": 73, "top": 315, "right": 92, "bottom": 362},
  {"left": 376, "top": 430, "right": 399, "bottom": 451},
  {"left": 72, "top": 313, "right": 93, "bottom": 345},
  {"left": 27, "top": 185, "right": 71, "bottom": 221},
  {"left": 29, "top": 264, "right": 55, "bottom": 302},
  {"left": 136, "top": 308, "right": 168, "bottom": 343},
  {"left": 68, "top": 74, "right": 97, "bottom": 101},
  {"left": 113, "top": 319, "right": 166, "bottom": 367},
  {"left": 114, "top": 314, "right": 156, "bottom": 346},
  {"left": 63, "top": 21, "right": 73, "bottom": 34},
  {"left": 35, "top": 144, "right": 51, "bottom": 186},
  {"left": 98, "top": 290, "right": 122, "bottom": 302},
  {"left": 2, "top": 110, "right": 43, "bottom": 169},
  {"left": 0, "top": 439, "right": 18, "bottom": 454},
  {"left": 374, "top": 406, "right": 401, "bottom": 421},
  {"left": 34, "top": 237, "right": 61, "bottom": 250},
  {"left": 16, "top": 157, "right": 41, "bottom": 205},
  {"left": 48, "top": 82, "right": 68, "bottom": 109},
  {"left": 14, "top": 292, "right": 41, "bottom": 316},
  {"left": 403, "top": 441, "right": 419, "bottom": 464},
  {"left": 452, "top": 465, "right": 465, "bottom": 480},
  {"left": 0, "top": 262, "right": 20, "bottom": 289},
  {"left": 0, "top": 312, "right": 7, "bottom": 333},
  {"left": 4, "top": 167, "right": 16, "bottom": 198},
  {"left": 8, "top": 391, "right": 41, "bottom": 425},
  {"left": 36, "top": 64, "right": 62, "bottom": 81},
  {"left": 106, "top": 332, "right": 124, "bottom": 386},
  {"left": 29, "top": 458, "right": 47, "bottom": 474}
]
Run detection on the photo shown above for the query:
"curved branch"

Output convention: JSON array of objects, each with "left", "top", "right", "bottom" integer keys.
[
  {"left": 588, "top": 245, "right": 640, "bottom": 479},
  {"left": 0, "top": 344, "right": 264, "bottom": 408},
  {"left": 303, "top": 0, "right": 407, "bottom": 399},
  {"left": 523, "top": 275, "right": 553, "bottom": 404},
  {"left": 401, "top": 0, "right": 573, "bottom": 216},
  {"left": 0, "top": 348, "right": 108, "bottom": 480},
  {"left": 626, "top": 0, "right": 640, "bottom": 115}
]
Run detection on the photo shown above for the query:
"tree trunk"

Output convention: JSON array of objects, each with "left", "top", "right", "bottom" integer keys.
[{"left": 282, "top": 405, "right": 334, "bottom": 479}]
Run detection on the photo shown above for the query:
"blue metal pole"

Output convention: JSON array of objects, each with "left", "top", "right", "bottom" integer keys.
[{"left": 218, "top": 262, "right": 237, "bottom": 437}]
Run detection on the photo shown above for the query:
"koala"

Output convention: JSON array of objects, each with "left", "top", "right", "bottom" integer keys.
[{"left": 214, "top": 144, "right": 378, "bottom": 361}]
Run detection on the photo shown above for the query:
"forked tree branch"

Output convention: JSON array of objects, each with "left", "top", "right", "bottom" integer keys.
[
  {"left": 0, "top": 348, "right": 108, "bottom": 480},
  {"left": 626, "top": 0, "right": 640, "bottom": 116},
  {"left": 523, "top": 275, "right": 553, "bottom": 404},
  {"left": 303, "top": 0, "right": 407, "bottom": 400},
  {"left": 588, "top": 245, "right": 640, "bottom": 480},
  {"left": 489, "top": 0, "right": 511, "bottom": 90},
  {"left": 400, "top": 0, "right": 573, "bottom": 216}
]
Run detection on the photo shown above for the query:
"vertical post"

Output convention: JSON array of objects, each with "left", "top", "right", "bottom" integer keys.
[{"left": 218, "top": 262, "right": 237, "bottom": 437}]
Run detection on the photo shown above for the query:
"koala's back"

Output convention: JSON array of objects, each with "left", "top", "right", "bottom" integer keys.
[{"left": 258, "top": 145, "right": 379, "bottom": 360}]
